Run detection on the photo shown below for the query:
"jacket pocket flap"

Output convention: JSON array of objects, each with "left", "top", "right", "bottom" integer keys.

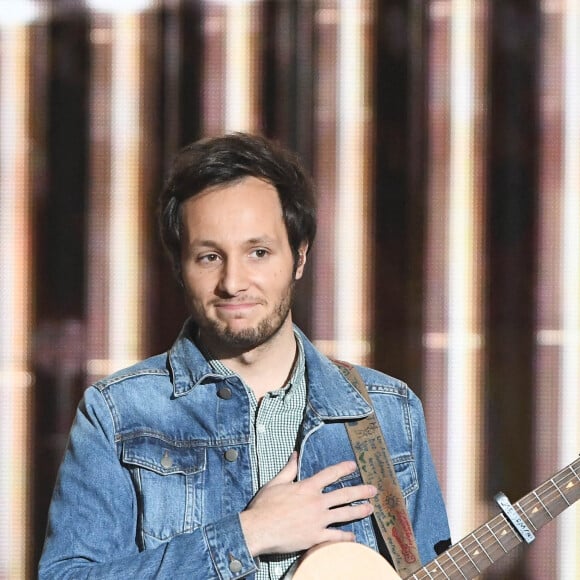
[{"left": 122, "top": 436, "right": 206, "bottom": 475}]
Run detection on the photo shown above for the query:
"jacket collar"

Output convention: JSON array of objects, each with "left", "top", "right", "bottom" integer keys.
[
  {"left": 295, "top": 327, "right": 372, "bottom": 420},
  {"left": 167, "top": 318, "right": 372, "bottom": 420},
  {"left": 168, "top": 319, "right": 229, "bottom": 397}
]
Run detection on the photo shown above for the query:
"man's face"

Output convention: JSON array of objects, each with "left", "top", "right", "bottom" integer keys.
[{"left": 180, "top": 176, "right": 307, "bottom": 356}]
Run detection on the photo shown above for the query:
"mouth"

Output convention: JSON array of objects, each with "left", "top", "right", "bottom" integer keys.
[
  {"left": 213, "top": 300, "right": 262, "bottom": 316},
  {"left": 216, "top": 303, "right": 256, "bottom": 310}
]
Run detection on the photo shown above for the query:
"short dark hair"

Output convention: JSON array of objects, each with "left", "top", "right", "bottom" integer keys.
[{"left": 159, "top": 132, "right": 317, "bottom": 280}]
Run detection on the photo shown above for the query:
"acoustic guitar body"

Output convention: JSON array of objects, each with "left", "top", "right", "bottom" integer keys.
[
  {"left": 284, "top": 456, "right": 580, "bottom": 580},
  {"left": 285, "top": 542, "right": 400, "bottom": 580}
]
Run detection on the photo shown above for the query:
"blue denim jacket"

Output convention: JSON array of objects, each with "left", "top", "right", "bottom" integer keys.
[{"left": 39, "top": 320, "right": 450, "bottom": 579}]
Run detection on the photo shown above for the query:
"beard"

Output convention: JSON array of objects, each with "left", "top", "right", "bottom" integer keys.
[{"left": 192, "top": 280, "right": 296, "bottom": 354}]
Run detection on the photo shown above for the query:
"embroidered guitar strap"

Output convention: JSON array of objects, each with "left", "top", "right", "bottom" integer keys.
[{"left": 334, "top": 360, "right": 422, "bottom": 577}]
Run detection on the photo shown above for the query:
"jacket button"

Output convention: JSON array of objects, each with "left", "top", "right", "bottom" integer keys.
[
  {"left": 217, "top": 386, "right": 232, "bottom": 400},
  {"left": 160, "top": 450, "right": 173, "bottom": 469},
  {"left": 229, "top": 559, "right": 243, "bottom": 573},
  {"left": 224, "top": 449, "right": 238, "bottom": 462}
]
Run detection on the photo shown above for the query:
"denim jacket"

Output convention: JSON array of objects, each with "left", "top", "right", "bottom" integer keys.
[{"left": 39, "top": 320, "right": 450, "bottom": 579}]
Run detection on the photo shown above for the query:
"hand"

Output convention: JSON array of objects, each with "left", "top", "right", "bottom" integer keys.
[{"left": 239, "top": 452, "right": 377, "bottom": 556}]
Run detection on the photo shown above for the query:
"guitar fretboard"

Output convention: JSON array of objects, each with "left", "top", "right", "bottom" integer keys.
[{"left": 408, "top": 457, "right": 580, "bottom": 580}]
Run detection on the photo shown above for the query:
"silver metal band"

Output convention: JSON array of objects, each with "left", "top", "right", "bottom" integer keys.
[{"left": 494, "top": 491, "right": 535, "bottom": 544}]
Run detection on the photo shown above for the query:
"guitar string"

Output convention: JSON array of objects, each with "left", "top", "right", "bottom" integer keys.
[
  {"left": 416, "top": 517, "right": 523, "bottom": 578},
  {"left": 446, "top": 468, "right": 577, "bottom": 572},
  {"left": 411, "top": 465, "right": 579, "bottom": 579},
  {"left": 421, "top": 464, "right": 579, "bottom": 579},
  {"left": 516, "top": 464, "right": 579, "bottom": 530},
  {"left": 289, "top": 463, "right": 580, "bottom": 580},
  {"left": 432, "top": 508, "right": 538, "bottom": 577}
]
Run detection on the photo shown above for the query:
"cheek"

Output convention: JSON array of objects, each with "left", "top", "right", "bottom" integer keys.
[
  {"left": 267, "top": 269, "right": 295, "bottom": 295},
  {"left": 182, "top": 277, "right": 210, "bottom": 305},
  {"left": 182, "top": 267, "right": 215, "bottom": 292}
]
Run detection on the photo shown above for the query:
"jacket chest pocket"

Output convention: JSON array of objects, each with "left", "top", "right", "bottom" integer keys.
[
  {"left": 323, "top": 456, "right": 417, "bottom": 498},
  {"left": 121, "top": 435, "right": 206, "bottom": 545},
  {"left": 321, "top": 456, "right": 418, "bottom": 550}
]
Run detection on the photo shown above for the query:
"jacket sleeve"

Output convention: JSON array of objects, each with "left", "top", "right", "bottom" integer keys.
[
  {"left": 406, "top": 390, "right": 452, "bottom": 565},
  {"left": 38, "top": 386, "right": 258, "bottom": 580}
]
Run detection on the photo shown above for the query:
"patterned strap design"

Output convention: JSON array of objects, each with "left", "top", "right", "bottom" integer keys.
[{"left": 334, "top": 360, "right": 422, "bottom": 577}]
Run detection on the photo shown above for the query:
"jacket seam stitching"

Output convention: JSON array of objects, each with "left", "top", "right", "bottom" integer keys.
[{"left": 95, "top": 369, "right": 169, "bottom": 391}]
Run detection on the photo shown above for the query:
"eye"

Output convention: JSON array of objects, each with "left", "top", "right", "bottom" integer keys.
[
  {"left": 199, "top": 253, "right": 220, "bottom": 264},
  {"left": 252, "top": 248, "right": 269, "bottom": 258}
]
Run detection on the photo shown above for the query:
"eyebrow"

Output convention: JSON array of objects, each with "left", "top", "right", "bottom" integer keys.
[
  {"left": 187, "top": 236, "right": 278, "bottom": 249},
  {"left": 245, "top": 236, "right": 277, "bottom": 246}
]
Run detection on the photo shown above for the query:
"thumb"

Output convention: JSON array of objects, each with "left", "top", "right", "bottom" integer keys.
[{"left": 269, "top": 451, "right": 298, "bottom": 485}]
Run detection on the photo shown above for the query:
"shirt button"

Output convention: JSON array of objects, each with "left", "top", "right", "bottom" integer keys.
[
  {"left": 257, "top": 423, "right": 266, "bottom": 434},
  {"left": 217, "top": 386, "right": 232, "bottom": 400},
  {"left": 229, "top": 559, "right": 243, "bottom": 573},
  {"left": 224, "top": 449, "right": 238, "bottom": 462}
]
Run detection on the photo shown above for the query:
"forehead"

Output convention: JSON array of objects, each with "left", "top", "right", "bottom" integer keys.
[{"left": 181, "top": 176, "right": 286, "bottom": 239}]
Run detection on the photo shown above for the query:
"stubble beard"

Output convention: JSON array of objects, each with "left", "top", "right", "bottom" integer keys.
[{"left": 195, "top": 281, "right": 296, "bottom": 353}]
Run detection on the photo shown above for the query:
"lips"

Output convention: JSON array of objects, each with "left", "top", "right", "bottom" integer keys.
[
  {"left": 216, "top": 302, "right": 257, "bottom": 311},
  {"left": 212, "top": 296, "right": 264, "bottom": 308},
  {"left": 213, "top": 299, "right": 263, "bottom": 316}
]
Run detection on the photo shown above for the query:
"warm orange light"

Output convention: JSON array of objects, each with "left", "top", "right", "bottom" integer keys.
[{"left": 0, "top": 20, "right": 33, "bottom": 580}]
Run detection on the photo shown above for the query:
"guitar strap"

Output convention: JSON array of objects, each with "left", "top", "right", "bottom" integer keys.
[{"left": 334, "top": 360, "right": 422, "bottom": 577}]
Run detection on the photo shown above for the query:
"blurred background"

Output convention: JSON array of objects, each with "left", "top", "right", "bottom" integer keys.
[{"left": 0, "top": 0, "right": 578, "bottom": 578}]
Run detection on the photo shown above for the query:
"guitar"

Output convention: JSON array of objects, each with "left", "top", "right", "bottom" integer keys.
[{"left": 287, "top": 456, "right": 579, "bottom": 579}]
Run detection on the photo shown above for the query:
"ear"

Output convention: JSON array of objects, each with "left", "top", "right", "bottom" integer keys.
[{"left": 294, "top": 242, "right": 309, "bottom": 280}]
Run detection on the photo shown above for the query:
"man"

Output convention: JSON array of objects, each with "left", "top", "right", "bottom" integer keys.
[{"left": 39, "top": 133, "right": 450, "bottom": 579}]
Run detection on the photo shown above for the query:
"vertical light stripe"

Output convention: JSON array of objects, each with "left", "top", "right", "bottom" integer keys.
[
  {"left": 560, "top": 1, "right": 580, "bottom": 575},
  {"left": 310, "top": 2, "right": 339, "bottom": 354},
  {"left": 334, "top": 0, "right": 372, "bottom": 364},
  {"left": 424, "top": 0, "right": 452, "bottom": 477},
  {"left": 530, "top": 0, "right": 580, "bottom": 579},
  {"left": 0, "top": 22, "right": 32, "bottom": 580},
  {"left": 108, "top": 13, "right": 144, "bottom": 369},
  {"left": 445, "top": 0, "right": 485, "bottom": 538},
  {"left": 201, "top": 4, "right": 226, "bottom": 135},
  {"left": 224, "top": 0, "right": 258, "bottom": 132}
]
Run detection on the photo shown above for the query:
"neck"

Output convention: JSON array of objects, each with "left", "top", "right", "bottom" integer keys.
[{"left": 202, "top": 318, "right": 299, "bottom": 400}]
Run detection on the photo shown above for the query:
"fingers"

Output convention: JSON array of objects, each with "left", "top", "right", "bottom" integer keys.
[
  {"left": 269, "top": 456, "right": 366, "bottom": 495},
  {"left": 322, "top": 483, "right": 377, "bottom": 508},
  {"left": 298, "top": 460, "right": 377, "bottom": 525},
  {"left": 300, "top": 461, "right": 377, "bottom": 503},
  {"left": 303, "top": 460, "right": 358, "bottom": 490},
  {"left": 318, "top": 483, "right": 376, "bottom": 528},
  {"left": 324, "top": 501, "right": 374, "bottom": 527},
  {"left": 241, "top": 457, "right": 376, "bottom": 556}
]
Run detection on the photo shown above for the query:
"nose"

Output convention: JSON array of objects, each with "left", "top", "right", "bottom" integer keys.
[{"left": 217, "top": 257, "right": 250, "bottom": 296}]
